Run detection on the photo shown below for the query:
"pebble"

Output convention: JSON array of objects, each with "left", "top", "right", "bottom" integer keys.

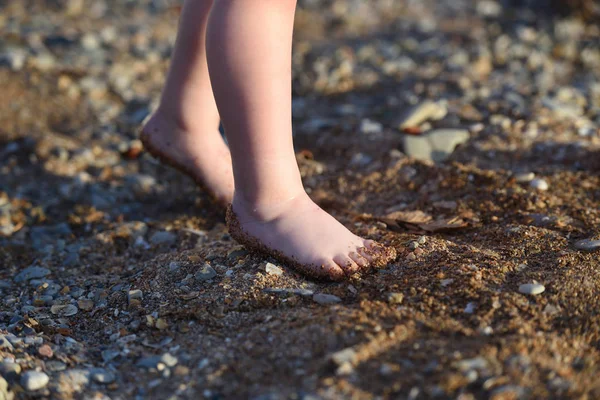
[
  {"left": 50, "top": 304, "right": 79, "bottom": 317},
  {"left": 312, "top": 293, "right": 342, "bottom": 305},
  {"left": 194, "top": 264, "right": 217, "bottom": 281},
  {"left": 514, "top": 172, "right": 535, "bottom": 183},
  {"left": 137, "top": 353, "right": 178, "bottom": 370},
  {"left": 127, "top": 173, "right": 157, "bottom": 195},
  {"left": 387, "top": 293, "right": 404, "bottom": 305},
  {"left": 57, "top": 369, "right": 90, "bottom": 393},
  {"left": 77, "top": 299, "right": 94, "bottom": 311},
  {"left": 264, "top": 263, "right": 284, "bottom": 276},
  {"left": 91, "top": 368, "right": 115, "bottom": 384},
  {"left": 0, "top": 361, "right": 21, "bottom": 381},
  {"left": 0, "top": 335, "right": 14, "bottom": 351},
  {"left": 149, "top": 230, "right": 177, "bottom": 246},
  {"left": 519, "top": 283, "right": 545, "bottom": 295},
  {"left": 574, "top": 238, "right": 600, "bottom": 252},
  {"left": 264, "top": 288, "right": 314, "bottom": 296},
  {"left": 529, "top": 178, "right": 549, "bottom": 191},
  {"left": 128, "top": 289, "right": 143, "bottom": 304},
  {"left": 360, "top": 119, "right": 383, "bottom": 134},
  {"left": 20, "top": 371, "right": 49, "bottom": 391},
  {"left": 45, "top": 361, "right": 67, "bottom": 372},
  {"left": 454, "top": 357, "right": 489, "bottom": 372},
  {"left": 350, "top": 152, "right": 373, "bottom": 167},
  {"left": 331, "top": 348, "right": 357, "bottom": 366},
  {"left": 464, "top": 302, "right": 476, "bottom": 314},
  {"left": 0, "top": 376, "right": 8, "bottom": 399},
  {"left": 14, "top": 266, "right": 50, "bottom": 283},
  {"left": 403, "top": 129, "right": 470, "bottom": 162},
  {"left": 38, "top": 344, "right": 53, "bottom": 358},
  {"left": 398, "top": 101, "right": 447, "bottom": 129}
]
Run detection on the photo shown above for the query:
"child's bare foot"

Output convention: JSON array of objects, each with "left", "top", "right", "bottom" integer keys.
[
  {"left": 227, "top": 193, "right": 397, "bottom": 280},
  {"left": 140, "top": 111, "right": 234, "bottom": 204}
]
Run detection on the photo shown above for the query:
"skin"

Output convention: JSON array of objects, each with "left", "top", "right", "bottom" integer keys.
[{"left": 144, "top": 0, "right": 396, "bottom": 279}]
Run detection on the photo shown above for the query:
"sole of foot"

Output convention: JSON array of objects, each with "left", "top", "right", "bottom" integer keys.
[{"left": 226, "top": 200, "right": 397, "bottom": 281}]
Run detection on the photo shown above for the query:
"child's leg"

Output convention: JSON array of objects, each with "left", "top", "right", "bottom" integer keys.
[
  {"left": 142, "top": 0, "right": 234, "bottom": 204},
  {"left": 207, "top": 0, "right": 395, "bottom": 279}
]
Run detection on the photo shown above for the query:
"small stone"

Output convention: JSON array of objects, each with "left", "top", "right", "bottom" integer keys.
[
  {"left": 50, "top": 304, "right": 78, "bottom": 317},
  {"left": 77, "top": 299, "right": 94, "bottom": 311},
  {"left": 360, "top": 119, "right": 383, "bottom": 134},
  {"left": 20, "top": 371, "right": 49, "bottom": 391},
  {"left": 464, "top": 303, "right": 476, "bottom": 314},
  {"left": 0, "top": 361, "right": 21, "bottom": 381},
  {"left": 417, "top": 236, "right": 427, "bottom": 245},
  {"left": 14, "top": 266, "right": 50, "bottom": 283},
  {"left": 149, "top": 231, "right": 177, "bottom": 246},
  {"left": 195, "top": 264, "right": 217, "bottom": 281},
  {"left": 56, "top": 369, "right": 90, "bottom": 393},
  {"left": 574, "top": 239, "right": 600, "bottom": 252},
  {"left": 264, "top": 263, "right": 283, "bottom": 276},
  {"left": 331, "top": 348, "right": 357, "bottom": 366},
  {"left": 398, "top": 101, "right": 448, "bottom": 129},
  {"left": 127, "top": 289, "right": 143, "bottom": 305},
  {"left": 312, "top": 293, "right": 342, "bottom": 305},
  {"left": 514, "top": 172, "right": 535, "bottom": 183},
  {"left": 38, "top": 344, "right": 53, "bottom": 358},
  {"left": 101, "top": 350, "right": 120, "bottom": 363},
  {"left": 155, "top": 318, "right": 168, "bottom": 330},
  {"left": 0, "top": 335, "right": 14, "bottom": 351},
  {"left": 403, "top": 129, "right": 470, "bottom": 162},
  {"left": 408, "top": 241, "right": 419, "bottom": 250},
  {"left": 490, "top": 385, "right": 525, "bottom": 400},
  {"left": 387, "top": 293, "right": 404, "bottom": 305},
  {"left": 441, "top": 279, "right": 454, "bottom": 287},
  {"left": 127, "top": 173, "right": 157, "bottom": 195},
  {"left": 350, "top": 152, "right": 373, "bottom": 167},
  {"left": 454, "top": 357, "right": 488, "bottom": 372},
  {"left": 519, "top": 283, "right": 545, "bottom": 295},
  {"left": 91, "top": 369, "right": 115, "bottom": 384},
  {"left": 45, "top": 361, "right": 67, "bottom": 372},
  {"left": 137, "top": 353, "right": 178, "bottom": 370},
  {"left": 529, "top": 178, "right": 549, "bottom": 191}
]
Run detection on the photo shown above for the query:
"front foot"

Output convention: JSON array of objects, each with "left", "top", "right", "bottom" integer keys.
[{"left": 226, "top": 194, "right": 397, "bottom": 280}]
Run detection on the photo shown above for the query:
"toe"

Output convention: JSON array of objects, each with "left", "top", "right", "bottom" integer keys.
[
  {"left": 363, "top": 239, "right": 377, "bottom": 249},
  {"left": 333, "top": 255, "right": 360, "bottom": 276},
  {"left": 357, "top": 246, "right": 374, "bottom": 263},
  {"left": 306, "top": 259, "right": 345, "bottom": 281},
  {"left": 349, "top": 251, "right": 369, "bottom": 269}
]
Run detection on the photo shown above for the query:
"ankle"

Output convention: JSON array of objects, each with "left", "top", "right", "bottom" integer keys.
[{"left": 232, "top": 188, "right": 310, "bottom": 222}]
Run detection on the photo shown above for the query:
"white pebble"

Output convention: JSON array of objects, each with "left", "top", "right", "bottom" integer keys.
[
  {"left": 264, "top": 263, "right": 283, "bottom": 276},
  {"left": 21, "top": 371, "right": 49, "bottom": 391},
  {"left": 519, "top": 283, "right": 545, "bottom": 295},
  {"left": 529, "top": 178, "right": 549, "bottom": 191}
]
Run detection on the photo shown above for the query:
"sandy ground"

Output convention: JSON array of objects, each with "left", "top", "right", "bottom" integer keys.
[{"left": 1, "top": 0, "right": 600, "bottom": 399}]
